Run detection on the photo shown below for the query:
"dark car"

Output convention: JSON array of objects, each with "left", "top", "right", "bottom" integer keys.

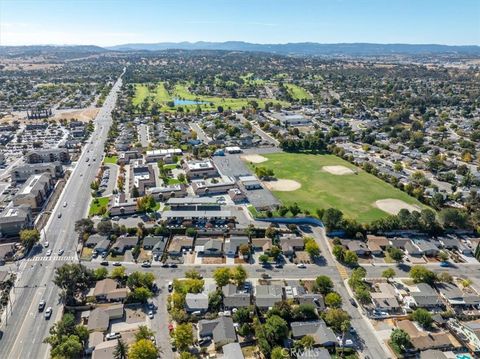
[
  {"left": 349, "top": 298, "right": 358, "bottom": 307},
  {"left": 100, "top": 260, "right": 109, "bottom": 266},
  {"left": 38, "top": 300, "right": 46, "bottom": 312},
  {"left": 169, "top": 263, "right": 177, "bottom": 268}
]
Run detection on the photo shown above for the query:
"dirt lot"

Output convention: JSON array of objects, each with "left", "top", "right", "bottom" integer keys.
[
  {"left": 323, "top": 165, "right": 355, "bottom": 175},
  {"left": 52, "top": 107, "right": 99, "bottom": 122},
  {"left": 375, "top": 198, "right": 421, "bottom": 215},
  {"left": 202, "top": 257, "right": 225, "bottom": 264},
  {"left": 241, "top": 154, "right": 268, "bottom": 163},
  {"left": 263, "top": 179, "right": 301, "bottom": 191}
]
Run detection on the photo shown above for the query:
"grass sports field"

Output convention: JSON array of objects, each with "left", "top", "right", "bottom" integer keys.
[
  {"left": 284, "top": 84, "right": 312, "bottom": 100},
  {"left": 132, "top": 81, "right": 288, "bottom": 112},
  {"left": 249, "top": 153, "right": 423, "bottom": 223}
]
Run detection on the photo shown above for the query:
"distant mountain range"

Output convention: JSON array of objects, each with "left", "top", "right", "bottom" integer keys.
[
  {"left": 106, "top": 41, "right": 480, "bottom": 56},
  {"left": 1, "top": 42, "right": 479, "bottom": 57}
]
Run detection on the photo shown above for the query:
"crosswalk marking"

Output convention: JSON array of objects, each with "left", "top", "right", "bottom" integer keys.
[
  {"left": 336, "top": 263, "right": 349, "bottom": 279},
  {"left": 26, "top": 256, "right": 76, "bottom": 262}
]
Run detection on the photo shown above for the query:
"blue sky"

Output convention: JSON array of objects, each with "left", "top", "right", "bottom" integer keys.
[{"left": 0, "top": 0, "right": 479, "bottom": 46}]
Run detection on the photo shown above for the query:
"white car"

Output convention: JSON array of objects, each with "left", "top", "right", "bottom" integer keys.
[
  {"left": 148, "top": 310, "right": 154, "bottom": 319},
  {"left": 296, "top": 263, "right": 306, "bottom": 268},
  {"left": 63, "top": 201, "right": 67, "bottom": 207},
  {"left": 46, "top": 249, "right": 52, "bottom": 256},
  {"left": 105, "top": 332, "right": 121, "bottom": 340},
  {"left": 58, "top": 249, "right": 64, "bottom": 256},
  {"left": 44, "top": 242, "right": 49, "bottom": 248},
  {"left": 44, "top": 307, "right": 52, "bottom": 319}
]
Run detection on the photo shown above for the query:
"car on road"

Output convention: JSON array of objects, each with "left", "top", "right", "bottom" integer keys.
[
  {"left": 161, "top": 262, "right": 169, "bottom": 268},
  {"left": 167, "top": 281, "right": 173, "bottom": 292},
  {"left": 105, "top": 332, "right": 121, "bottom": 340},
  {"left": 296, "top": 263, "right": 306, "bottom": 268},
  {"left": 100, "top": 260, "right": 109, "bottom": 266},
  {"left": 274, "top": 263, "right": 283, "bottom": 268},
  {"left": 349, "top": 298, "right": 358, "bottom": 307},
  {"left": 169, "top": 263, "right": 177, "bottom": 268},
  {"left": 58, "top": 249, "right": 64, "bottom": 256},
  {"left": 261, "top": 273, "right": 272, "bottom": 279},
  {"left": 57, "top": 213, "right": 62, "bottom": 218},
  {"left": 44, "top": 242, "right": 49, "bottom": 248},
  {"left": 112, "top": 262, "right": 121, "bottom": 266},
  {"left": 141, "top": 261, "right": 151, "bottom": 268},
  {"left": 44, "top": 307, "right": 52, "bottom": 319},
  {"left": 440, "top": 261, "right": 450, "bottom": 267},
  {"left": 148, "top": 310, "right": 154, "bottom": 319},
  {"left": 63, "top": 201, "right": 67, "bottom": 207},
  {"left": 46, "top": 249, "right": 52, "bottom": 256},
  {"left": 38, "top": 300, "right": 46, "bottom": 312}
]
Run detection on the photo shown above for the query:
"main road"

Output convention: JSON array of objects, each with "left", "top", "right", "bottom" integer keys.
[{"left": 0, "top": 71, "right": 124, "bottom": 359}]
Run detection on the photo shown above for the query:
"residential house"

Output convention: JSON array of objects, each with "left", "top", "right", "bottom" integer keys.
[
  {"left": 168, "top": 235, "right": 194, "bottom": 257},
  {"left": 396, "top": 320, "right": 455, "bottom": 351},
  {"left": 279, "top": 236, "right": 304, "bottom": 257},
  {"left": 111, "top": 236, "right": 138, "bottom": 255},
  {"left": 225, "top": 236, "right": 249, "bottom": 257},
  {"left": 85, "top": 304, "right": 124, "bottom": 332},
  {"left": 411, "top": 283, "right": 443, "bottom": 310},
  {"left": 13, "top": 173, "right": 53, "bottom": 211},
  {"left": 198, "top": 317, "right": 237, "bottom": 348},
  {"left": 108, "top": 193, "right": 137, "bottom": 216},
  {"left": 91, "top": 278, "right": 128, "bottom": 303},
  {"left": 195, "top": 237, "right": 224, "bottom": 257},
  {"left": 290, "top": 320, "right": 337, "bottom": 347},
  {"left": 221, "top": 343, "right": 244, "bottom": 359},
  {"left": 345, "top": 240, "right": 371, "bottom": 256},
  {"left": 222, "top": 284, "right": 251, "bottom": 308},
  {"left": 415, "top": 240, "right": 440, "bottom": 257},
  {"left": 367, "top": 235, "right": 390, "bottom": 256},
  {"left": 185, "top": 292, "right": 209, "bottom": 313},
  {"left": 85, "top": 234, "right": 108, "bottom": 248},
  {"left": 251, "top": 238, "right": 272, "bottom": 252},
  {"left": 255, "top": 284, "right": 284, "bottom": 309},
  {"left": 405, "top": 241, "right": 423, "bottom": 257},
  {"left": 371, "top": 283, "right": 401, "bottom": 315},
  {"left": 11, "top": 162, "right": 63, "bottom": 185}
]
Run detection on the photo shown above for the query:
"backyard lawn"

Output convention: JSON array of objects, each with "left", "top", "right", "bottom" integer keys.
[
  {"left": 248, "top": 153, "right": 424, "bottom": 223},
  {"left": 89, "top": 196, "right": 110, "bottom": 216}
]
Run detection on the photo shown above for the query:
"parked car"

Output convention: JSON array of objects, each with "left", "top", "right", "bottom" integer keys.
[
  {"left": 169, "top": 263, "right": 177, "bottom": 268},
  {"left": 261, "top": 273, "right": 271, "bottom": 279},
  {"left": 168, "top": 281, "right": 173, "bottom": 292},
  {"left": 38, "top": 300, "right": 46, "bottom": 312},
  {"left": 105, "top": 332, "right": 121, "bottom": 340},
  {"left": 44, "top": 307, "right": 52, "bottom": 319},
  {"left": 440, "top": 261, "right": 450, "bottom": 267},
  {"left": 141, "top": 261, "right": 151, "bottom": 268},
  {"left": 112, "top": 262, "right": 121, "bottom": 266},
  {"left": 44, "top": 242, "right": 49, "bottom": 248},
  {"left": 46, "top": 249, "right": 52, "bottom": 256},
  {"left": 148, "top": 310, "right": 154, "bottom": 319},
  {"left": 100, "top": 260, "right": 109, "bottom": 266},
  {"left": 296, "top": 263, "right": 306, "bottom": 268},
  {"left": 349, "top": 298, "right": 358, "bottom": 307}
]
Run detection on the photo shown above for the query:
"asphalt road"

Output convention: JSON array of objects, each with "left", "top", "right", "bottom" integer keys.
[{"left": 0, "top": 72, "right": 124, "bottom": 359}]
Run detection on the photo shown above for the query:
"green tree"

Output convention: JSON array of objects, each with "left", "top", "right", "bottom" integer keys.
[
  {"left": 213, "top": 267, "right": 231, "bottom": 287},
  {"left": 438, "top": 251, "right": 449, "bottom": 262},
  {"left": 314, "top": 275, "right": 333, "bottom": 295},
  {"left": 233, "top": 307, "right": 251, "bottom": 324},
  {"left": 19, "top": 229, "right": 40, "bottom": 249},
  {"left": 271, "top": 346, "right": 289, "bottom": 359},
  {"left": 296, "top": 335, "right": 315, "bottom": 350},
  {"left": 53, "top": 263, "right": 93, "bottom": 305},
  {"left": 322, "top": 208, "right": 344, "bottom": 230},
  {"left": 110, "top": 266, "right": 126, "bottom": 279},
  {"left": 173, "top": 323, "right": 194, "bottom": 352},
  {"left": 129, "top": 287, "right": 153, "bottom": 303},
  {"left": 325, "top": 292, "right": 342, "bottom": 308},
  {"left": 114, "top": 339, "right": 128, "bottom": 359},
  {"left": 390, "top": 328, "right": 412, "bottom": 354},
  {"left": 259, "top": 254, "right": 269, "bottom": 264},
  {"left": 388, "top": 247, "right": 404, "bottom": 262},
  {"left": 343, "top": 250, "right": 358, "bottom": 266},
  {"left": 355, "top": 287, "right": 372, "bottom": 305},
  {"left": 93, "top": 267, "right": 108, "bottom": 280},
  {"left": 382, "top": 268, "right": 396, "bottom": 280},
  {"left": 411, "top": 308, "right": 433, "bottom": 329},
  {"left": 332, "top": 245, "right": 345, "bottom": 262},
  {"left": 264, "top": 315, "right": 289, "bottom": 343},
  {"left": 305, "top": 239, "right": 320, "bottom": 257},
  {"left": 50, "top": 335, "right": 83, "bottom": 359},
  {"left": 185, "top": 269, "right": 202, "bottom": 279},
  {"left": 231, "top": 265, "right": 248, "bottom": 286},
  {"left": 128, "top": 339, "right": 158, "bottom": 359},
  {"left": 135, "top": 325, "right": 155, "bottom": 341},
  {"left": 323, "top": 308, "right": 350, "bottom": 332},
  {"left": 409, "top": 265, "right": 436, "bottom": 285},
  {"left": 208, "top": 290, "right": 223, "bottom": 312}
]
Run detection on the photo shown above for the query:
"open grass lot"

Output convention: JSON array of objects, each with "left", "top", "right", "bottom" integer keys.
[
  {"left": 103, "top": 155, "right": 118, "bottom": 164},
  {"left": 132, "top": 81, "right": 288, "bottom": 112},
  {"left": 89, "top": 196, "right": 110, "bottom": 216},
  {"left": 251, "top": 153, "right": 424, "bottom": 223},
  {"left": 285, "top": 83, "right": 312, "bottom": 100}
]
